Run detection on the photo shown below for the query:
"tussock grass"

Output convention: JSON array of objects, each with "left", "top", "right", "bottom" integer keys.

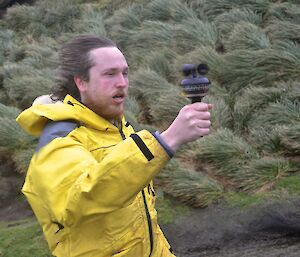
[
  {"left": 221, "top": 42, "right": 300, "bottom": 94},
  {"left": 264, "top": 2, "right": 300, "bottom": 25},
  {"left": 0, "top": 105, "right": 36, "bottom": 172},
  {"left": 0, "top": 117, "right": 35, "bottom": 151},
  {"left": 0, "top": 102, "right": 21, "bottom": 119},
  {"left": 221, "top": 50, "right": 266, "bottom": 93},
  {"left": 2, "top": 40, "right": 57, "bottom": 108},
  {"left": 144, "top": 0, "right": 198, "bottom": 22},
  {"left": 194, "top": 128, "right": 259, "bottom": 176},
  {"left": 74, "top": 6, "right": 107, "bottom": 36},
  {"left": 158, "top": 160, "right": 224, "bottom": 207},
  {"left": 224, "top": 22, "right": 271, "bottom": 51},
  {"left": 106, "top": 4, "right": 143, "bottom": 50},
  {"left": 3, "top": 70, "right": 54, "bottom": 109},
  {"left": 249, "top": 126, "right": 285, "bottom": 154},
  {"left": 4, "top": 0, "right": 81, "bottom": 38},
  {"left": 201, "top": 0, "right": 271, "bottom": 19},
  {"left": 215, "top": 8, "right": 263, "bottom": 40},
  {"left": 266, "top": 20, "right": 300, "bottom": 43},
  {"left": 249, "top": 100, "right": 300, "bottom": 129},
  {"left": 233, "top": 85, "right": 292, "bottom": 132},
  {"left": 279, "top": 123, "right": 300, "bottom": 155},
  {"left": 233, "top": 157, "right": 295, "bottom": 192},
  {"left": 12, "top": 148, "right": 35, "bottom": 173},
  {"left": 130, "top": 68, "right": 174, "bottom": 97},
  {"left": 0, "top": 29, "right": 15, "bottom": 65},
  {"left": 143, "top": 48, "right": 177, "bottom": 80},
  {"left": 22, "top": 43, "right": 58, "bottom": 69},
  {"left": 175, "top": 17, "right": 218, "bottom": 50},
  {"left": 129, "top": 20, "right": 175, "bottom": 51},
  {"left": 4, "top": 5, "right": 41, "bottom": 33}
]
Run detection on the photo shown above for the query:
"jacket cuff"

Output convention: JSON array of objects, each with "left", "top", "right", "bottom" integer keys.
[{"left": 152, "top": 131, "right": 174, "bottom": 158}]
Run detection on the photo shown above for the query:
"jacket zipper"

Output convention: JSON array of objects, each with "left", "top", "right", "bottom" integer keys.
[
  {"left": 119, "top": 126, "right": 153, "bottom": 257},
  {"left": 142, "top": 189, "right": 154, "bottom": 257},
  {"left": 118, "top": 121, "right": 126, "bottom": 140}
]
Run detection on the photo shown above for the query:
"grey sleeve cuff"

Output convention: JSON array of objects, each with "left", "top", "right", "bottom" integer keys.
[{"left": 152, "top": 131, "right": 174, "bottom": 158}]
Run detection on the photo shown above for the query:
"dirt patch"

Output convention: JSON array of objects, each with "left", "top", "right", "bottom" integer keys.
[
  {"left": 0, "top": 197, "right": 33, "bottom": 221},
  {"left": 162, "top": 199, "right": 300, "bottom": 257},
  {"left": 0, "top": 155, "right": 33, "bottom": 221}
]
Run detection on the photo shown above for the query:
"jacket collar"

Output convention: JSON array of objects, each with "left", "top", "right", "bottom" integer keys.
[{"left": 16, "top": 94, "right": 126, "bottom": 136}]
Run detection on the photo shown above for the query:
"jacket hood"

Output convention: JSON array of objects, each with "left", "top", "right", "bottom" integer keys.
[{"left": 16, "top": 95, "right": 125, "bottom": 136}]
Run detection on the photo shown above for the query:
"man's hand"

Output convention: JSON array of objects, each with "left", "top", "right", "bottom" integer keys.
[{"left": 160, "top": 103, "right": 212, "bottom": 153}]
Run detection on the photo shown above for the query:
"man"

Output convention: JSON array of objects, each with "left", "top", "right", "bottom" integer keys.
[{"left": 16, "top": 35, "right": 212, "bottom": 257}]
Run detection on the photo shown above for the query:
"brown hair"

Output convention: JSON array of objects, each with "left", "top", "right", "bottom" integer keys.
[{"left": 51, "top": 35, "right": 117, "bottom": 101}]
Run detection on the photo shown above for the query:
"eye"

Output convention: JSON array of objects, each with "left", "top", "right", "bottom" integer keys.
[{"left": 105, "top": 71, "right": 115, "bottom": 76}]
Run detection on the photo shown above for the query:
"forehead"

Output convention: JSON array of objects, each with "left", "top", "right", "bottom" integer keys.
[{"left": 89, "top": 47, "right": 128, "bottom": 69}]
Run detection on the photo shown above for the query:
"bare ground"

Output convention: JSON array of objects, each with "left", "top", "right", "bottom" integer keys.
[{"left": 162, "top": 199, "right": 300, "bottom": 257}]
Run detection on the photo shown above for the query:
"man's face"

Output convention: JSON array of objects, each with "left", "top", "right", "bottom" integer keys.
[{"left": 77, "top": 47, "right": 129, "bottom": 122}]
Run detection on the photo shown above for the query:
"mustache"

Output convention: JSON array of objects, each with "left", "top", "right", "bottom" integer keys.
[{"left": 112, "top": 90, "right": 128, "bottom": 97}]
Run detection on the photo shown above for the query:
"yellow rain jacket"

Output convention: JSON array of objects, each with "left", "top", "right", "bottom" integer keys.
[{"left": 16, "top": 95, "right": 175, "bottom": 257}]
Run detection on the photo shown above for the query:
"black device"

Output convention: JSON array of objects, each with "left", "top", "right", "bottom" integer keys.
[{"left": 180, "top": 63, "right": 210, "bottom": 103}]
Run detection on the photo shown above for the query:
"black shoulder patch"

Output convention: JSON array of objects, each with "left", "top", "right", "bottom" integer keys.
[{"left": 36, "top": 121, "right": 78, "bottom": 152}]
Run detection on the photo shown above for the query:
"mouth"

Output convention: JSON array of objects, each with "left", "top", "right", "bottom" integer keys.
[{"left": 112, "top": 92, "right": 126, "bottom": 103}]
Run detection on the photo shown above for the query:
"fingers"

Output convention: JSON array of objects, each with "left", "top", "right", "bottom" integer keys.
[
  {"left": 161, "top": 102, "right": 213, "bottom": 151},
  {"left": 191, "top": 102, "right": 213, "bottom": 111},
  {"left": 196, "top": 119, "right": 211, "bottom": 128},
  {"left": 183, "top": 106, "right": 211, "bottom": 121}
]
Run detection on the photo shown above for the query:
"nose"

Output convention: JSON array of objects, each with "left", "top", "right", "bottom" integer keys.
[{"left": 116, "top": 73, "right": 128, "bottom": 88}]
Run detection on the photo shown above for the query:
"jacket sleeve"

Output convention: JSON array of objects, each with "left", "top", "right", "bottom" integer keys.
[{"left": 23, "top": 129, "right": 170, "bottom": 227}]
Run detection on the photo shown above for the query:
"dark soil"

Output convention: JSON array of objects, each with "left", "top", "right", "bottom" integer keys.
[
  {"left": 162, "top": 199, "right": 300, "bottom": 257},
  {"left": 0, "top": 197, "right": 33, "bottom": 221}
]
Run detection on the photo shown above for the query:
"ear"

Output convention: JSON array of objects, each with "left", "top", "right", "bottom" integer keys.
[{"left": 74, "top": 75, "right": 87, "bottom": 93}]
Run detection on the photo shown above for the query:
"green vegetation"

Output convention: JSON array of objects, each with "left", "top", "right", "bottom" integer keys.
[
  {"left": 0, "top": 0, "right": 299, "bottom": 254},
  {"left": 155, "top": 193, "right": 190, "bottom": 225},
  {"left": 0, "top": 219, "right": 50, "bottom": 257}
]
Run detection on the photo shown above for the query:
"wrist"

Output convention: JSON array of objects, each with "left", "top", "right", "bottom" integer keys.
[
  {"left": 153, "top": 131, "right": 174, "bottom": 158},
  {"left": 160, "top": 129, "right": 181, "bottom": 153}
]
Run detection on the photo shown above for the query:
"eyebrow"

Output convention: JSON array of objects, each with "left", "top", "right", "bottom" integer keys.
[{"left": 103, "top": 67, "right": 129, "bottom": 73}]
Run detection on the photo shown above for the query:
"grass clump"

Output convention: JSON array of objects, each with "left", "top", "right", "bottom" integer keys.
[
  {"left": 224, "top": 22, "right": 271, "bottom": 51},
  {"left": 158, "top": 160, "right": 224, "bottom": 207},
  {"left": 233, "top": 157, "right": 295, "bottom": 192},
  {"left": 215, "top": 8, "right": 263, "bottom": 40},
  {"left": 195, "top": 128, "right": 259, "bottom": 176}
]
